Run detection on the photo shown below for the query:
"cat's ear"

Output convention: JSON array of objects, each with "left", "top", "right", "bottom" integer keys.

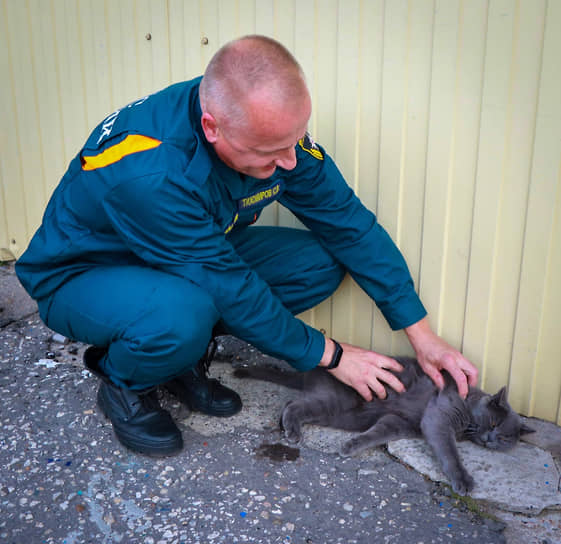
[
  {"left": 520, "top": 423, "right": 535, "bottom": 435},
  {"left": 491, "top": 386, "right": 509, "bottom": 408}
]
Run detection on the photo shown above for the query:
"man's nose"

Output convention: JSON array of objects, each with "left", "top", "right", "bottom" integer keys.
[{"left": 274, "top": 147, "right": 297, "bottom": 170}]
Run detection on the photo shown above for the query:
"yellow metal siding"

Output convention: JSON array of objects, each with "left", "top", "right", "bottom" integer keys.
[{"left": 1, "top": 0, "right": 560, "bottom": 423}]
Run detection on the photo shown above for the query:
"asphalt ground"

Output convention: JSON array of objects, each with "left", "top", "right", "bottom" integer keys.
[{"left": 1, "top": 262, "right": 559, "bottom": 543}]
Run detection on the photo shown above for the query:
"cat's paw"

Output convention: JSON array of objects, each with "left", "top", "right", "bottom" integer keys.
[
  {"left": 451, "top": 472, "right": 475, "bottom": 495},
  {"left": 280, "top": 410, "right": 302, "bottom": 444},
  {"left": 283, "top": 430, "right": 302, "bottom": 444},
  {"left": 340, "top": 438, "right": 361, "bottom": 457}
]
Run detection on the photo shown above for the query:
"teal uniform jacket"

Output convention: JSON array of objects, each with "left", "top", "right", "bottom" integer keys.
[{"left": 16, "top": 77, "right": 426, "bottom": 371}]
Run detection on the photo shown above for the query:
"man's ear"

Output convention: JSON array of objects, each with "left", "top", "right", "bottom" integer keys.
[{"left": 201, "top": 112, "right": 219, "bottom": 143}]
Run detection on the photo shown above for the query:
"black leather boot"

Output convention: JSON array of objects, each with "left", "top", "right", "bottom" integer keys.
[
  {"left": 164, "top": 339, "right": 242, "bottom": 417},
  {"left": 84, "top": 346, "right": 183, "bottom": 456}
]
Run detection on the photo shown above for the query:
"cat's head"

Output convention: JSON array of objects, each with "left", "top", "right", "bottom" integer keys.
[{"left": 467, "top": 387, "right": 534, "bottom": 451}]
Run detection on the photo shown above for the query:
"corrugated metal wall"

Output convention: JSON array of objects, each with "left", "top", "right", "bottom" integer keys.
[{"left": 1, "top": 0, "right": 560, "bottom": 423}]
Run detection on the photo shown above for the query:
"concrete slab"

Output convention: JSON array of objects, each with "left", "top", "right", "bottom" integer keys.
[
  {"left": 387, "top": 439, "right": 561, "bottom": 514},
  {"left": 185, "top": 362, "right": 389, "bottom": 462},
  {"left": 187, "top": 361, "right": 561, "bottom": 518},
  {"left": 521, "top": 417, "right": 561, "bottom": 468},
  {"left": 184, "top": 362, "right": 296, "bottom": 436},
  {"left": 488, "top": 508, "right": 561, "bottom": 544}
]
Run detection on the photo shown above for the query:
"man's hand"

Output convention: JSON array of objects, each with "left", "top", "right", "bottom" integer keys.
[
  {"left": 405, "top": 317, "right": 479, "bottom": 398},
  {"left": 319, "top": 340, "right": 406, "bottom": 401}
]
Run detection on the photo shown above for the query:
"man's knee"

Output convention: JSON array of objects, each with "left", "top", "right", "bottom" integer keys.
[
  {"left": 107, "top": 282, "right": 220, "bottom": 387},
  {"left": 235, "top": 226, "right": 347, "bottom": 312},
  {"left": 267, "top": 232, "right": 346, "bottom": 314},
  {"left": 294, "top": 249, "right": 345, "bottom": 312},
  {"left": 310, "top": 244, "right": 346, "bottom": 295}
]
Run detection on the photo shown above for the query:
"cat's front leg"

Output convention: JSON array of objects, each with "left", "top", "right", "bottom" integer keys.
[
  {"left": 280, "top": 400, "right": 309, "bottom": 443},
  {"left": 450, "top": 466, "right": 474, "bottom": 495},
  {"left": 422, "top": 428, "right": 474, "bottom": 494},
  {"left": 341, "top": 414, "right": 418, "bottom": 457},
  {"left": 421, "top": 398, "right": 474, "bottom": 495},
  {"left": 280, "top": 395, "right": 342, "bottom": 443}
]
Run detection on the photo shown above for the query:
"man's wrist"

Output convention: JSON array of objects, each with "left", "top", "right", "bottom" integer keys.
[
  {"left": 404, "top": 316, "right": 431, "bottom": 346},
  {"left": 319, "top": 337, "right": 343, "bottom": 370},
  {"left": 324, "top": 339, "right": 343, "bottom": 370},
  {"left": 319, "top": 337, "right": 336, "bottom": 367}
]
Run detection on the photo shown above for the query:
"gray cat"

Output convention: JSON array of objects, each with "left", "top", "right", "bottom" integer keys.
[{"left": 234, "top": 357, "right": 534, "bottom": 495}]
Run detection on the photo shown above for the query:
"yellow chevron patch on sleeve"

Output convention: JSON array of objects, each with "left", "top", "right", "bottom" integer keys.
[
  {"left": 81, "top": 134, "right": 162, "bottom": 171},
  {"left": 298, "top": 133, "right": 323, "bottom": 160}
]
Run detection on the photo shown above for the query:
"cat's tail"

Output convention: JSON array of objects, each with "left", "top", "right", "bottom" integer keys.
[{"left": 233, "top": 366, "right": 305, "bottom": 390}]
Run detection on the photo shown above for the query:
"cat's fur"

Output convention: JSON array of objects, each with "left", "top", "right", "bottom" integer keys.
[{"left": 234, "top": 357, "right": 534, "bottom": 495}]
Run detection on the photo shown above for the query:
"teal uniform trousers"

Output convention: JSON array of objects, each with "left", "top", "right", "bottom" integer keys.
[{"left": 41, "top": 226, "right": 344, "bottom": 389}]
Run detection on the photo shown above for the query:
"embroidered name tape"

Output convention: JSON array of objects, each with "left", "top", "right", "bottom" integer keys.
[{"left": 238, "top": 183, "right": 281, "bottom": 209}]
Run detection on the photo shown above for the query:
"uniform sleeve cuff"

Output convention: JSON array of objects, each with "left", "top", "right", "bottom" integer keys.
[
  {"left": 384, "top": 298, "right": 427, "bottom": 331},
  {"left": 288, "top": 326, "right": 325, "bottom": 372}
]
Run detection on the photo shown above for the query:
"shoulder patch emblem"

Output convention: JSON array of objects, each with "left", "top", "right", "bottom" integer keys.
[{"left": 298, "top": 132, "right": 323, "bottom": 160}]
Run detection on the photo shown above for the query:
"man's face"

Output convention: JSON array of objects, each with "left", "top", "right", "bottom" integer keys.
[{"left": 202, "top": 91, "right": 312, "bottom": 179}]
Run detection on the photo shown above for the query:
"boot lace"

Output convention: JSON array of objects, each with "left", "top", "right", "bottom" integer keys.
[{"left": 131, "top": 386, "right": 161, "bottom": 412}]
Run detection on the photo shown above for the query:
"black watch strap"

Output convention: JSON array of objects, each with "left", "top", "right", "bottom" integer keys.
[{"left": 325, "top": 338, "right": 343, "bottom": 370}]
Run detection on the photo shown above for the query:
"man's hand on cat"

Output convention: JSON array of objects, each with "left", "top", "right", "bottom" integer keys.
[
  {"left": 320, "top": 340, "right": 406, "bottom": 401},
  {"left": 404, "top": 317, "right": 479, "bottom": 399}
]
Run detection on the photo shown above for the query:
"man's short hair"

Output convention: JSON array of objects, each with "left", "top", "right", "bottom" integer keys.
[{"left": 199, "top": 35, "right": 307, "bottom": 131}]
